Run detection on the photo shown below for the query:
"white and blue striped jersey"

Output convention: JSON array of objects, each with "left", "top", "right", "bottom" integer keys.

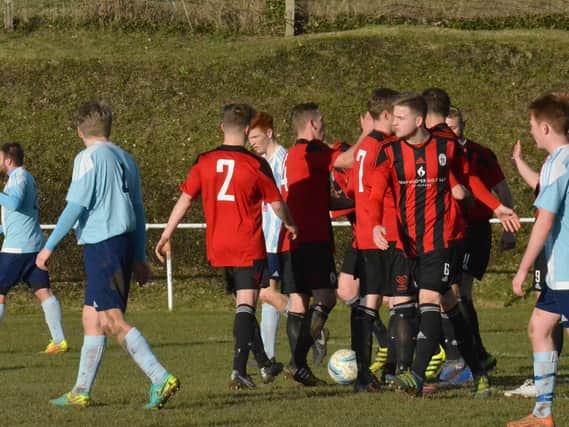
[
  {"left": 535, "top": 144, "right": 569, "bottom": 290},
  {"left": 0, "top": 167, "right": 44, "bottom": 253},
  {"left": 66, "top": 141, "right": 137, "bottom": 245},
  {"left": 262, "top": 145, "right": 287, "bottom": 253}
]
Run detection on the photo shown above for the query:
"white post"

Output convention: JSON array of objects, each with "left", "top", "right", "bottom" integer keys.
[
  {"left": 285, "top": 0, "right": 295, "bottom": 36},
  {"left": 167, "top": 252, "right": 173, "bottom": 312},
  {"left": 4, "top": 0, "right": 14, "bottom": 31}
]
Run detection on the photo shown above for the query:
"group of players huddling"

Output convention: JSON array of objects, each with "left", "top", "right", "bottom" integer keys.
[{"left": 1, "top": 90, "right": 568, "bottom": 426}]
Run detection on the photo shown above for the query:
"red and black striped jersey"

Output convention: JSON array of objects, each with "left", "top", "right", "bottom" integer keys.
[
  {"left": 430, "top": 123, "right": 459, "bottom": 141},
  {"left": 181, "top": 145, "right": 282, "bottom": 267},
  {"left": 352, "top": 131, "right": 399, "bottom": 250},
  {"left": 370, "top": 134, "right": 500, "bottom": 257},
  {"left": 279, "top": 139, "right": 335, "bottom": 252}
]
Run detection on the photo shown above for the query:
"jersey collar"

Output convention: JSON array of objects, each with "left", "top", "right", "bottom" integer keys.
[{"left": 7, "top": 166, "right": 23, "bottom": 177}]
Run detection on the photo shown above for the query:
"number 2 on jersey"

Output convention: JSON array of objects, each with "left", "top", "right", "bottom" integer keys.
[{"left": 216, "top": 159, "right": 236, "bottom": 201}]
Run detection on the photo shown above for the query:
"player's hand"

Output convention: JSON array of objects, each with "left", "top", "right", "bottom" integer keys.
[
  {"left": 285, "top": 224, "right": 299, "bottom": 240},
  {"left": 512, "top": 268, "right": 528, "bottom": 297},
  {"left": 500, "top": 231, "right": 516, "bottom": 251},
  {"left": 133, "top": 261, "right": 152, "bottom": 286},
  {"left": 494, "top": 204, "right": 521, "bottom": 233},
  {"left": 372, "top": 225, "right": 389, "bottom": 250},
  {"left": 35, "top": 248, "right": 52, "bottom": 271},
  {"left": 511, "top": 140, "right": 522, "bottom": 165},
  {"left": 155, "top": 236, "right": 171, "bottom": 264},
  {"left": 360, "top": 112, "right": 374, "bottom": 135}
]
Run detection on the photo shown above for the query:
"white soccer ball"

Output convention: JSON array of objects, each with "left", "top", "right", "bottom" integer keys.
[{"left": 327, "top": 349, "right": 357, "bottom": 384}]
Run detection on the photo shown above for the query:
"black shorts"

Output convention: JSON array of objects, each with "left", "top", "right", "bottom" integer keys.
[
  {"left": 280, "top": 242, "right": 337, "bottom": 295},
  {"left": 413, "top": 248, "right": 453, "bottom": 295},
  {"left": 532, "top": 250, "right": 548, "bottom": 292},
  {"left": 341, "top": 246, "right": 359, "bottom": 276},
  {"left": 358, "top": 244, "right": 415, "bottom": 297},
  {"left": 448, "top": 239, "right": 465, "bottom": 285},
  {"left": 462, "top": 221, "right": 492, "bottom": 280},
  {"left": 224, "top": 259, "right": 269, "bottom": 294}
]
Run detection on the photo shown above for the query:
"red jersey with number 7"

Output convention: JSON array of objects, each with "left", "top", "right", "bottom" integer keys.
[
  {"left": 181, "top": 145, "right": 282, "bottom": 267},
  {"left": 353, "top": 130, "right": 399, "bottom": 249}
]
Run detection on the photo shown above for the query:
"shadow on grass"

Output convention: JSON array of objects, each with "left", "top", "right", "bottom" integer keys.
[
  {"left": 152, "top": 339, "right": 232, "bottom": 349},
  {"left": 173, "top": 385, "right": 355, "bottom": 410},
  {"left": 0, "top": 365, "right": 26, "bottom": 372}
]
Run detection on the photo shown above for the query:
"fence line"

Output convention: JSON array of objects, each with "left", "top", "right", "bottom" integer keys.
[{"left": 38, "top": 218, "right": 536, "bottom": 311}]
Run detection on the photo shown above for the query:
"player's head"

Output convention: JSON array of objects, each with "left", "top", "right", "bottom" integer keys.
[
  {"left": 446, "top": 106, "right": 465, "bottom": 139},
  {"left": 0, "top": 142, "right": 24, "bottom": 174},
  {"left": 528, "top": 93, "right": 569, "bottom": 149},
  {"left": 248, "top": 112, "right": 275, "bottom": 155},
  {"left": 422, "top": 87, "right": 451, "bottom": 126},
  {"left": 221, "top": 103, "right": 256, "bottom": 139},
  {"left": 77, "top": 101, "right": 113, "bottom": 140},
  {"left": 392, "top": 93, "right": 428, "bottom": 139},
  {"left": 291, "top": 103, "right": 325, "bottom": 140},
  {"left": 368, "top": 88, "right": 399, "bottom": 132}
]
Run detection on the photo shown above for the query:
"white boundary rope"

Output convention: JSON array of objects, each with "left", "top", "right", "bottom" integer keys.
[{"left": 38, "top": 218, "right": 536, "bottom": 311}]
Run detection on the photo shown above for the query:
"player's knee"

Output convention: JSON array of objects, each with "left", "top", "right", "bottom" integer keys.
[
  {"left": 336, "top": 284, "right": 358, "bottom": 304},
  {"left": 259, "top": 287, "right": 271, "bottom": 304}
]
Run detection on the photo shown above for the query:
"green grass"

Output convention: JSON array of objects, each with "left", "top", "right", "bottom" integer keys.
[
  {"left": 0, "top": 24, "right": 565, "bottom": 279},
  {"left": 1, "top": 284, "right": 568, "bottom": 426}
]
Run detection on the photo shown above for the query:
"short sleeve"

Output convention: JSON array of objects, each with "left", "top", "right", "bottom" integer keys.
[
  {"left": 5, "top": 172, "right": 25, "bottom": 200},
  {"left": 66, "top": 152, "right": 96, "bottom": 209},
  {"left": 535, "top": 170, "right": 569, "bottom": 215},
  {"left": 180, "top": 162, "right": 202, "bottom": 198},
  {"left": 257, "top": 158, "right": 282, "bottom": 203}
]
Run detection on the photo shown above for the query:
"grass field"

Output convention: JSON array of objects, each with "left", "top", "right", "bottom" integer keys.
[
  {"left": 0, "top": 24, "right": 567, "bottom": 279},
  {"left": 0, "top": 15, "right": 568, "bottom": 426},
  {"left": 1, "top": 283, "right": 568, "bottom": 426}
]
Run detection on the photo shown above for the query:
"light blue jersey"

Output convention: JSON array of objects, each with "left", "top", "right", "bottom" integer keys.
[
  {"left": 535, "top": 144, "right": 569, "bottom": 290},
  {"left": 66, "top": 142, "right": 137, "bottom": 245},
  {"left": 262, "top": 145, "right": 286, "bottom": 253},
  {"left": 0, "top": 167, "right": 44, "bottom": 253}
]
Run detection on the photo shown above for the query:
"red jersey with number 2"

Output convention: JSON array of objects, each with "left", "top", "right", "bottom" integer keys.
[{"left": 181, "top": 145, "right": 282, "bottom": 267}]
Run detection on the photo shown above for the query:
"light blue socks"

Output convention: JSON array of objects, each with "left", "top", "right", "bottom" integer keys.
[
  {"left": 41, "top": 296, "right": 65, "bottom": 344},
  {"left": 72, "top": 335, "right": 106, "bottom": 395},
  {"left": 124, "top": 327, "right": 168, "bottom": 385},
  {"left": 261, "top": 303, "right": 281, "bottom": 360},
  {"left": 533, "top": 351, "right": 558, "bottom": 419}
]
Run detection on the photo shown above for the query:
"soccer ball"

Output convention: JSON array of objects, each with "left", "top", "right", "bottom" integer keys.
[{"left": 327, "top": 349, "right": 357, "bottom": 384}]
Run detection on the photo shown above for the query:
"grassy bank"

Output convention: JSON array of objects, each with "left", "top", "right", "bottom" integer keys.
[{"left": 0, "top": 25, "right": 565, "bottom": 283}]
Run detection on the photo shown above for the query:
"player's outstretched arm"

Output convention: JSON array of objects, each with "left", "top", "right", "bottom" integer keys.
[
  {"left": 511, "top": 140, "right": 539, "bottom": 190},
  {"left": 512, "top": 208, "right": 555, "bottom": 296},
  {"left": 493, "top": 179, "right": 517, "bottom": 250},
  {"left": 155, "top": 193, "right": 193, "bottom": 264},
  {"left": 493, "top": 204, "right": 521, "bottom": 233},
  {"left": 36, "top": 202, "right": 85, "bottom": 271},
  {"left": 333, "top": 112, "right": 375, "bottom": 169},
  {"left": 269, "top": 200, "right": 298, "bottom": 240}
]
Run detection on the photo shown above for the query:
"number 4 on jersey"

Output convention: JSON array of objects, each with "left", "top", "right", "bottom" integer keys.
[{"left": 216, "top": 159, "right": 235, "bottom": 201}]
